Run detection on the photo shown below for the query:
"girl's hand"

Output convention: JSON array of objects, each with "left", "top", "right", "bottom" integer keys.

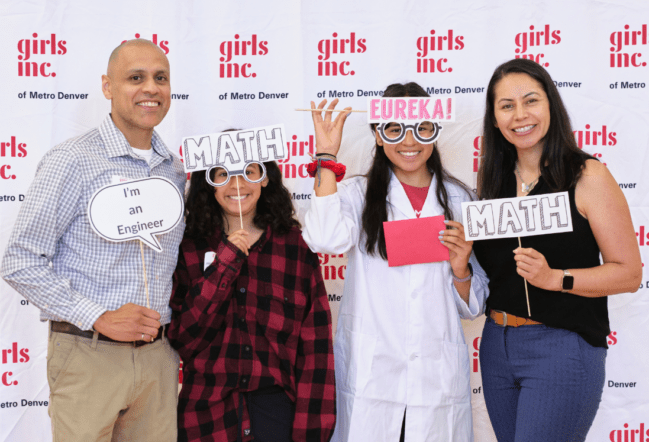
[
  {"left": 310, "top": 99, "right": 352, "bottom": 157},
  {"left": 513, "top": 247, "right": 561, "bottom": 291},
  {"left": 440, "top": 220, "right": 473, "bottom": 278},
  {"left": 227, "top": 229, "right": 250, "bottom": 256}
]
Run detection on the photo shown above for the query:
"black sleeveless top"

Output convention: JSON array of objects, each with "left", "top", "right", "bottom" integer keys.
[{"left": 473, "top": 171, "right": 609, "bottom": 348}]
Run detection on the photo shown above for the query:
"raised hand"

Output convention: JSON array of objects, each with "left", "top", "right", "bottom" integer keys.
[{"left": 310, "top": 98, "right": 352, "bottom": 157}]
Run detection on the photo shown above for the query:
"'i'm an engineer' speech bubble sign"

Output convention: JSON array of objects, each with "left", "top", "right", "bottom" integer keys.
[
  {"left": 88, "top": 177, "right": 184, "bottom": 252},
  {"left": 461, "top": 192, "right": 573, "bottom": 241}
]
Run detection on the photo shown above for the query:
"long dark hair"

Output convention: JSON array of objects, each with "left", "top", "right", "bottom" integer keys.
[
  {"left": 478, "top": 58, "right": 593, "bottom": 200},
  {"left": 361, "top": 82, "right": 471, "bottom": 259},
  {"left": 184, "top": 160, "right": 299, "bottom": 240}
]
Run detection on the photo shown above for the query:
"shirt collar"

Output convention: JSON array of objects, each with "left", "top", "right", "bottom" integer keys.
[
  {"left": 251, "top": 224, "right": 272, "bottom": 251},
  {"left": 99, "top": 114, "right": 171, "bottom": 161}
]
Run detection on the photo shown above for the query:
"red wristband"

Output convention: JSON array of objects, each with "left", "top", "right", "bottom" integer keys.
[{"left": 306, "top": 159, "right": 346, "bottom": 182}]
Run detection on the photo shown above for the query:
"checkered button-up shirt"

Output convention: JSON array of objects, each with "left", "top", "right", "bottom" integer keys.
[
  {"left": 168, "top": 226, "right": 336, "bottom": 442},
  {"left": 1, "top": 115, "right": 186, "bottom": 330}
]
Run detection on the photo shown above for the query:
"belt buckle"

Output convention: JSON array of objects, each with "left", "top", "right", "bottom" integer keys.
[{"left": 494, "top": 309, "right": 507, "bottom": 327}]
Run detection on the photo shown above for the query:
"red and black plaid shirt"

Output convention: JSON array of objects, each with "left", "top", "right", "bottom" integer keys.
[{"left": 168, "top": 226, "right": 335, "bottom": 442}]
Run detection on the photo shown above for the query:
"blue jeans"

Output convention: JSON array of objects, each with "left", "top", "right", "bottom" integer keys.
[{"left": 480, "top": 316, "right": 606, "bottom": 442}]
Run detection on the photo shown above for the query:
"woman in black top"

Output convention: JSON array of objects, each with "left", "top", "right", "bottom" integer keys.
[{"left": 473, "top": 59, "right": 641, "bottom": 441}]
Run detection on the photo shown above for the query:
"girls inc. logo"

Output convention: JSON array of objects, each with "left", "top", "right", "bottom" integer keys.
[
  {"left": 1, "top": 136, "right": 28, "bottom": 181},
  {"left": 317, "top": 32, "right": 367, "bottom": 76},
  {"left": 636, "top": 226, "right": 649, "bottom": 246},
  {"left": 416, "top": 29, "right": 465, "bottom": 73},
  {"left": 2, "top": 342, "right": 30, "bottom": 387},
  {"left": 472, "top": 136, "right": 483, "bottom": 173},
  {"left": 121, "top": 33, "right": 169, "bottom": 54},
  {"left": 472, "top": 336, "right": 480, "bottom": 372},
  {"left": 514, "top": 24, "right": 561, "bottom": 67},
  {"left": 277, "top": 135, "right": 315, "bottom": 179},
  {"left": 610, "top": 423, "right": 648, "bottom": 442},
  {"left": 17, "top": 33, "right": 67, "bottom": 77},
  {"left": 610, "top": 24, "right": 647, "bottom": 68},
  {"left": 574, "top": 124, "right": 617, "bottom": 149},
  {"left": 318, "top": 253, "right": 346, "bottom": 280},
  {"left": 219, "top": 34, "right": 268, "bottom": 78}
]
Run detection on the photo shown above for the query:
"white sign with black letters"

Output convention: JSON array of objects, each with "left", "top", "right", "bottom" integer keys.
[
  {"left": 88, "top": 177, "right": 184, "bottom": 252},
  {"left": 461, "top": 192, "right": 573, "bottom": 241},
  {"left": 181, "top": 124, "right": 287, "bottom": 176}
]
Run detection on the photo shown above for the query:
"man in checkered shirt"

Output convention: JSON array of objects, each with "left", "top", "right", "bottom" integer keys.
[{"left": 1, "top": 39, "right": 185, "bottom": 441}]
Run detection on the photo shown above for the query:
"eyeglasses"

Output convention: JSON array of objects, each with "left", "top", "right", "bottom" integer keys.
[
  {"left": 376, "top": 121, "right": 442, "bottom": 145},
  {"left": 205, "top": 162, "right": 267, "bottom": 187}
]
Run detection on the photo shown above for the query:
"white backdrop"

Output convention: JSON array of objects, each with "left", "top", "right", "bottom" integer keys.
[{"left": 1, "top": 1, "right": 648, "bottom": 441}]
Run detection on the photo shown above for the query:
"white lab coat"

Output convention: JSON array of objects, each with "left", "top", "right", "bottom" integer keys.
[{"left": 303, "top": 173, "right": 488, "bottom": 442}]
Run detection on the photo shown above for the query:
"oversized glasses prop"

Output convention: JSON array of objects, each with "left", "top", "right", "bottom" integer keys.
[
  {"left": 368, "top": 97, "right": 454, "bottom": 144},
  {"left": 376, "top": 121, "right": 442, "bottom": 145},
  {"left": 181, "top": 124, "right": 287, "bottom": 187}
]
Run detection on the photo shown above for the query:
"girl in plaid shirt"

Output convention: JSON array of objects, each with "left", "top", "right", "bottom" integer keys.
[{"left": 168, "top": 159, "right": 336, "bottom": 442}]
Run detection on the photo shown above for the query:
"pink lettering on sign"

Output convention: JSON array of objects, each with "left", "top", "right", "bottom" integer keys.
[
  {"left": 381, "top": 99, "right": 393, "bottom": 120},
  {"left": 432, "top": 100, "right": 444, "bottom": 119},
  {"left": 367, "top": 97, "right": 455, "bottom": 123},
  {"left": 369, "top": 99, "right": 381, "bottom": 120},
  {"left": 419, "top": 99, "right": 431, "bottom": 119},
  {"left": 407, "top": 100, "right": 417, "bottom": 119},
  {"left": 395, "top": 99, "right": 407, "bottom": 120}
]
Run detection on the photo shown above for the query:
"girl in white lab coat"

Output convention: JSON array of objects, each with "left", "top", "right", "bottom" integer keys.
[{"left": 302, "top": 82, "right": 488, "bottom": 442}]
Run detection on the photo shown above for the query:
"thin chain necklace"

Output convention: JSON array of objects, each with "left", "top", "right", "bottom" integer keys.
[{"left": 515, "top": 164, "right": 540, "bottom": 194}]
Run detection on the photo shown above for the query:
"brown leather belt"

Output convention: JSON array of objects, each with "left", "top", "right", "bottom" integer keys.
[
  {"left": 489, "top": 310, "right": 542, "bottom": 327},
  {"left": 51, "top": 321, "right": 163, "bottom": 347}
]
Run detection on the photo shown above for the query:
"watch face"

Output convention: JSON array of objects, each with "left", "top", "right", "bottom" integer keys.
[{"left": 563, "top": 275, "right": 574, "bottom": 290}]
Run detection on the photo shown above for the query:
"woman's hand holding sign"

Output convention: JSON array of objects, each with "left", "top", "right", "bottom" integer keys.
[
  {"left": 440, "top": 220, "right": 473, "bottom": 301},
  {"left": 513, "top": 247, "right": 561, "bottom": 291}
]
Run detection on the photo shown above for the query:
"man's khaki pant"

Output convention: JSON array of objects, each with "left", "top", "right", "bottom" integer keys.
[{"left": 47, "top": 326, "right": 180, "bottom": 442}]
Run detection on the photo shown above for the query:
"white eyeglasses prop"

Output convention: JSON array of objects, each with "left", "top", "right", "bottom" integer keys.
[
  {"left": 375, "top": 121, "right": 443, "bottom": 145},
  {"left": 205, "top": 161, "right": 267, "bottom": 187}
]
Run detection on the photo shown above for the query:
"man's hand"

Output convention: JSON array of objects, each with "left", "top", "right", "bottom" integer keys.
[{"left": 93, "top": 303, "right": 161, "bottom": 342}]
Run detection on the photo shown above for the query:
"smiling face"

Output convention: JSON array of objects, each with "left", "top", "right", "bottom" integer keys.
[
  {"left": 102, "top": 41, "right": 170, "bottom": 148},
  {"left": 493, "top": 73, "right": 551, "bottom": 154},
  {"left": 375, "top": 123, "right": 435, "bottom": 184},
  {"left": 212, "top": 164, "right": 268, "bottom": 224}
]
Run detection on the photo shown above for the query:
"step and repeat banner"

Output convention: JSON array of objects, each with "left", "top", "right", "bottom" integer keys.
[{"left": 1, "top": 1, "right": 648, "bottom": 441}]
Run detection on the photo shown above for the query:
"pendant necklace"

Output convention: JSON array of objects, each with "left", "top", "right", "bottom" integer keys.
[{"left": 515, "top": 164, "right": 539, "bottom": 194}]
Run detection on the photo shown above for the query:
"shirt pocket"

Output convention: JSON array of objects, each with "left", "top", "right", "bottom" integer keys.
[
  {"left": 256, "top": 282, "right": 308, "bottom": 341},
  {"left": 438, "top": 340, "right": 471, "bottom": 405}
]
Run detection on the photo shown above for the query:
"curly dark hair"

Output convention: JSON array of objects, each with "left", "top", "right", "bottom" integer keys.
[
  {"left": 184, "top": 159, "right": 300, "bottom": 240},
  {"left": 478, "top": 58, "right": 593, "bottom": 200},
  {"left": 362, "top": 82, "right": 471, "bottom": 259}
]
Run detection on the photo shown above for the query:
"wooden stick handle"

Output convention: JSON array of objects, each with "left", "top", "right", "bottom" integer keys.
[
  {"left": 139, "top": 240, "right": 151, "bottom": 309},
  {"left": 235, "top": 176, "right": 244, "bottom": 230},
  {"left": 518, "top": 237, "right": 532, "bottom": 316},
  {"left": 295, "top": 108, "right": 366, "bottom": 113}
]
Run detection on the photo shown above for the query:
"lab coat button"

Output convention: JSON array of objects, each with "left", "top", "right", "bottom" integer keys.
[
  {"left": 411, "top": 292, "right": 417, "bottom": 299},
  {"left": 409, "top": 354, "right": 417, "bottom": 361}
]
